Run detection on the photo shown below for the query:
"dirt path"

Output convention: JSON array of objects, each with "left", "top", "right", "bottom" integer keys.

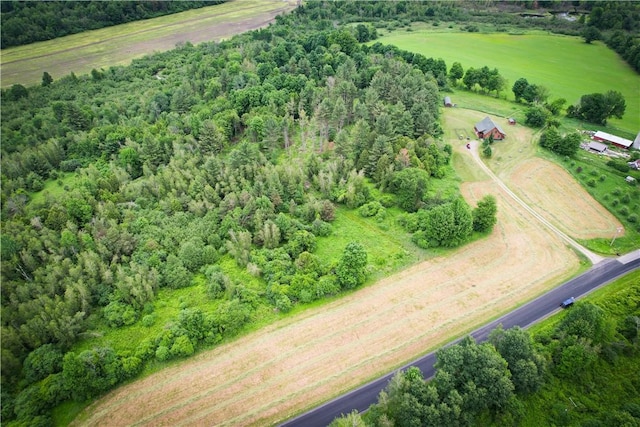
[
  {"left": 446, "top": 108, "right": 623, "bottom": 245},
  {"left": 74, "top": 109, "right": 598, "bottom": 427},
  {"left": 467, "top": 137, "right": 603, "bottom": 264}
]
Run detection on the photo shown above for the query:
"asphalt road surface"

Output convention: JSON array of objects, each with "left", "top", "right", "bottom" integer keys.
[{"left": 281, "top": 251, "right": 640, "bottom": 427}]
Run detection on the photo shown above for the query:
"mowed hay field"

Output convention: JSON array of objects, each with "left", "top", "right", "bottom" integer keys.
[
  {"left": 73, "top": 186, "right": 580, "bottom": 427},
  {"left": 0, "top": 0, "right": 297, "bottom": 88},
  {"left": 444, "top": 107, "right": 623, "bottom": 241},
  {"left": 71, "top": 105, "right": 621, "bottom": 427},
  {"left": 377, "top": 30, "right": 640, "bottom": 135}
]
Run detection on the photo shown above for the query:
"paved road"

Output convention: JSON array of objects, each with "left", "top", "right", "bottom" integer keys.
[
  {"left": 282, "top": 137, "right": 637, "bottom": 426},
  {"left": 281, "top": 253, "right": 640, "bottom": 427}
]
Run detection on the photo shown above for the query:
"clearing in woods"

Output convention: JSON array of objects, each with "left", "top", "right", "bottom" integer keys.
[
  {"left": 0, "top": 0, "right": 298, "bottom": 88},
  {"left": 73, "top": 107, "right": 620, "bottom": 426}
]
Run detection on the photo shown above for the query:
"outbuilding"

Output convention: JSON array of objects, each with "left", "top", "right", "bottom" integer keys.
[
  {"left": 593, "top": 131, "right": 633, "bottom": 150},
  {"left": 474, "top": 116, "right": 506, "bottom": 140},
  {"left": 625, "top": 176, "right": 636, "bottom": 184},
  {"left": 588, "top": 141, "right": 607, "bottom": 153},
  {"left": 508, "top": 118, "right": 516, "bottom": 125},
  {"left": 444, "top": 96, "right": 453, "bottom": 107}
]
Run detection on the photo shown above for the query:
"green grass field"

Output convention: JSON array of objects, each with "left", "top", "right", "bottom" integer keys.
[
  {"left": 377, "top": 29, "right": 640, "bottom": 135},
  {"left": 0, "top": 0, "right": 296, "bottom": 88}
]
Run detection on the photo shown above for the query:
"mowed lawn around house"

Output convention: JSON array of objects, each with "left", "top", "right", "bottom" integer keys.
[
  {"left": 376, "top": 30, "right": 640, "bottom": 135},
  {"left": 0, "top": 0, "right": 297, "bottom": 88}
]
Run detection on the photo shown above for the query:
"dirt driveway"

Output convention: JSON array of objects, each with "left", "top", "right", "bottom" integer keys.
[{"left": 74, "top": 108, "right": 612, "bottom": 426}]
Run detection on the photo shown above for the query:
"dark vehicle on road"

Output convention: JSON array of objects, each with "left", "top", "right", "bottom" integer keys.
[{"left": 560, "top": 297, "right": 575, "bottom": 308}]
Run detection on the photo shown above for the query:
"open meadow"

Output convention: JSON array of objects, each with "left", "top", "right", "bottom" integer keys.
[
  {"left": 376, "top": 29, "right": 640, "bottom": 135},
  {"left": 0, "top": 0, "right": 297, "bottom": 88}
]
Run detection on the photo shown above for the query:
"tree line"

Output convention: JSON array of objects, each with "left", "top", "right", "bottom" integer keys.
[
  {"left": 585, "top": 1, "right": 640, "bottom": 72},
  {"left": 1, "top": 5, "right": 499, "bottom": 424},
  {"left": 331, "top": 291, "right": 640, "bottom": 426},
  {"left": 0, "top": 1, "right": 222, "bottom": 48}
]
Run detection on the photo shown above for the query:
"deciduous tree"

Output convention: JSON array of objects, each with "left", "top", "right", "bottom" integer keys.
[
  {"left": 336, "top": 242, "right": 368, "bottom": 290},
  {"left": 472, "top": 195, "right": 497, "bottom": 233}
]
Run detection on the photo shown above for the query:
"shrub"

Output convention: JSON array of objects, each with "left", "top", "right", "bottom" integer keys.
[
  {"left": 275, "top": 294, "right": 292, "bottom": 312},
  {"left": 576, "top": 167, "right": 583, "bottom": 173},
  {"left": 170, "top": 335, "right": 194, "bottom": 357},
  {"left": 379, "top": 194, "right": 395, "bottom": 207},
  {"left": 311, "top": 218, "right": 332, "bottom": 236},
  {"left": 613, "top": 187, "right": 622, "bottom": 196},
  {"left": 587, "top": 179, "right": 596, "bottom": 187},
  {"left": 612, "top": 199, "right": 619, "bottom": 206},
  {"left": 359, "top": 201, "right": 384, "bottom": 217},
  {"left": 607, "top": 160, "right": 630, "bottom": 173},
  {"left": 155, "top": 345, "right": 170, "bottom": 361},
  {"left": 599, "top": 175, "right": 606, "bottom": 182},
  {"left": 619, "top": 206, "right": 629, "bottom": 216},
  {"left": 103, "top": 301, "right": 137, "bottom": 328},
  {"left": 590, "top": 169, "right": 598, "bottom": 176},
  {"left": 60, "top": 159, "right": 82, "bottom": 172},
  {"left": 621, "top": 194, "right": 630, "bottom": 204},
  {"left": 142, "top": 314, "right": 156, "bottom": 327},
  {"left": 628, "top": 214, "right": 638, "bottom": 223},
  {"left": 135, "top": 339, "right": 156, "bottom": 361}
]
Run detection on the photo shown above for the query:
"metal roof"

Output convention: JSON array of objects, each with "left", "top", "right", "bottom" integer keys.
[
  {"left": 588, "top": 141, "right": 607, "bottom": 152},
  {"left": 475, "top": 116, "right": 505, "bottom": 135},
  {"left": 594, "top": 131, "right": 633, "bottom": 148}
]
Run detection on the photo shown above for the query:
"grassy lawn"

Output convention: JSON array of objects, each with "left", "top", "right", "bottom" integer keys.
[
  {"left": 28, "top": 172, "right": 77, "bottom": 206},
  {"left": 376, "top": 29, "right": 640, "bottom": 135},
  {"left": 315, "top": 204, "right": 422, "bottom": 280},
  {"left": 0, "top": 0, "right": 296, "bottom": 88}
]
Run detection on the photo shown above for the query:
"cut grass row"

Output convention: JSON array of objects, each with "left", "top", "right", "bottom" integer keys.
[
  {"left": 549, "top": 151, "right": 640, "bottom": 254},
  {"left": 376, "top": 27, "right": 640, "bottom": 135},
  {"left": 0, "top": 0, "right": 296, "bottom": 88}
]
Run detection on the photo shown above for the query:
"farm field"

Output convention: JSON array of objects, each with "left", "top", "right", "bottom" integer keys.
[
  {"left": 443, "top": 108, "right": 623, "bottom": 242},
  {"left": 376, "top": 30, "right": 640, "bottom": 135},
  {"left": 71, "top": 105, "right": 622, "bottom": 426},
  {"left": 0, "top": 0, "right": 297, "bottom": 88}
]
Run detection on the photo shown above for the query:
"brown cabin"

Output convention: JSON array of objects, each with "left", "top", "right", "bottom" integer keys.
[{"left": 474, "top": 116, "right": 505, "bottom": 140}]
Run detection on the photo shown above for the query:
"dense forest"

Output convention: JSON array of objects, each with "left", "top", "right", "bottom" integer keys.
[
  {"left": 1, "top": 1, "right": 637, "bottom": 425},
  {"left": 0, "top": 3, "right": 506, "bottom": 425},
  {"left": 0, "top": 1, "right": 223, "bottom": 48},
  {"left": 331, "top": 278, "right": 640, "bottom": 426}
]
